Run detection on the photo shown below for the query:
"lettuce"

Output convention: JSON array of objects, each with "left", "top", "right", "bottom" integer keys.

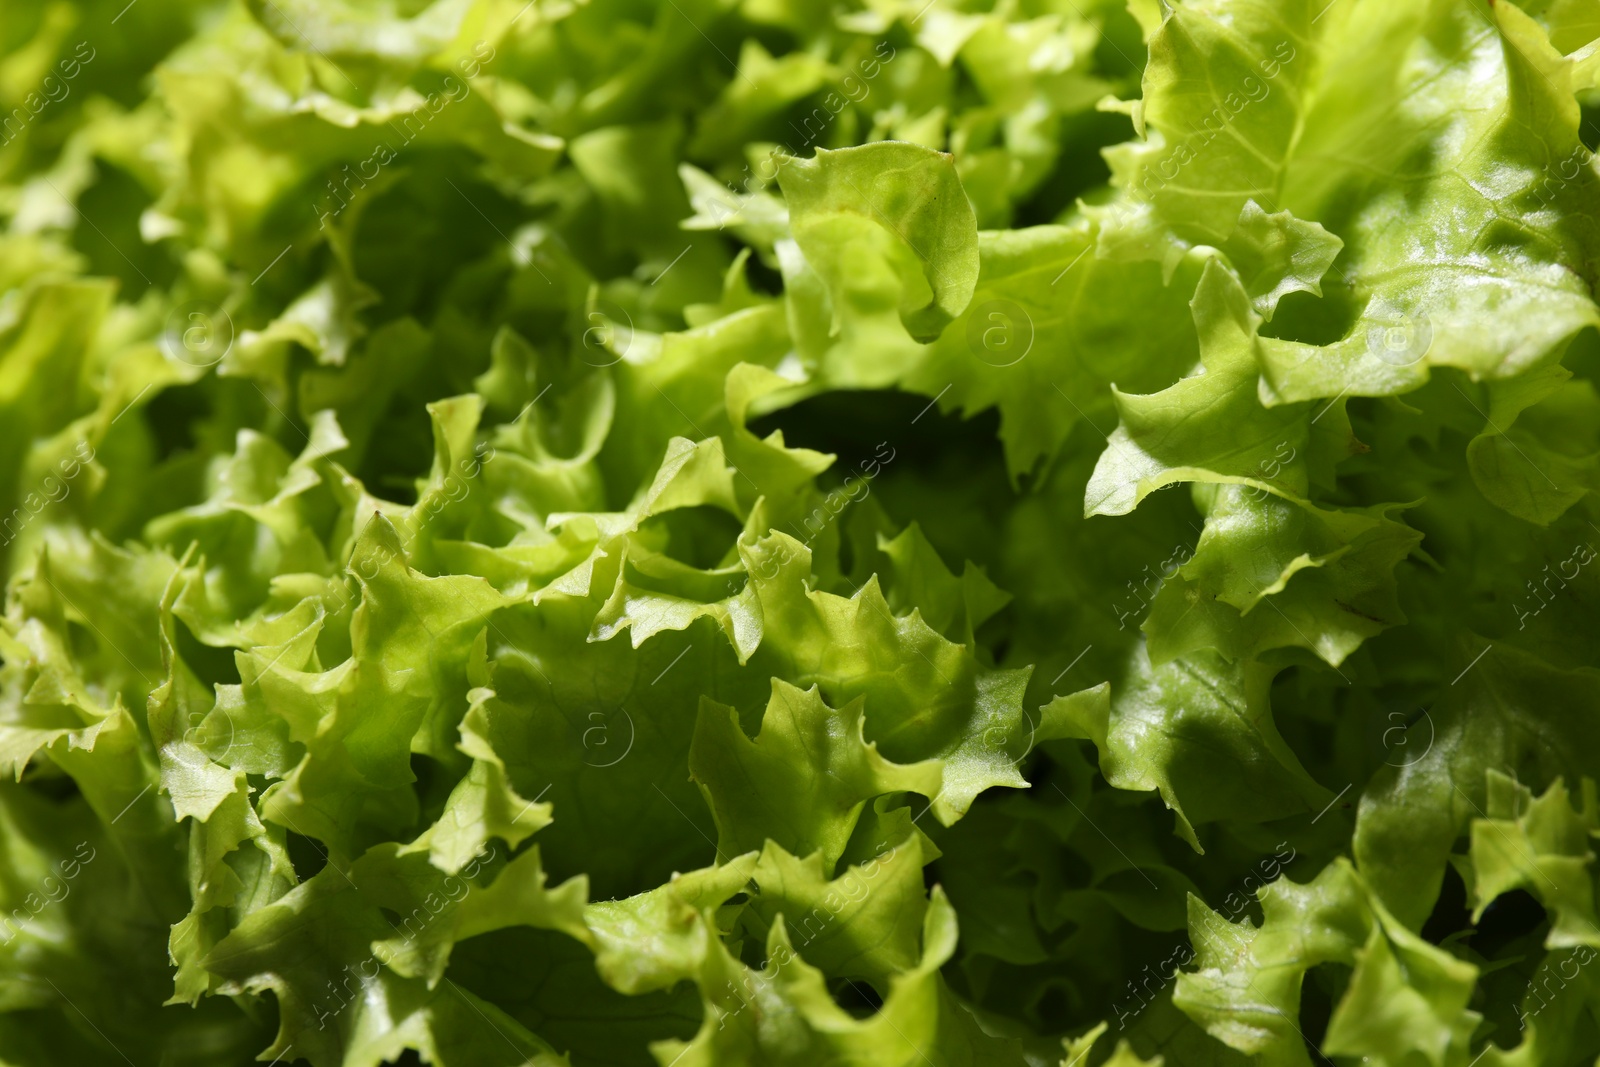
[{"left": 1, "top": 0, "right": 1598, "bottom": 1064}]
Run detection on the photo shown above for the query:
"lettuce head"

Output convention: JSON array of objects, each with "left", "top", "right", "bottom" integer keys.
[{"left": 1, "top": 0, "right": 1599, "bottom": 1064}]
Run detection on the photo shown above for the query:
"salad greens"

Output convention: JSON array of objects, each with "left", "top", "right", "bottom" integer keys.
[{"left": 1, "top": 0, "right": 1599, "bottom": 1064}]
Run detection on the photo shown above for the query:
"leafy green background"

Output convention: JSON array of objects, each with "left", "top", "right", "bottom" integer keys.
[{"left": 1, "top": 0, "right": 1599, "bottom": 1064}]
